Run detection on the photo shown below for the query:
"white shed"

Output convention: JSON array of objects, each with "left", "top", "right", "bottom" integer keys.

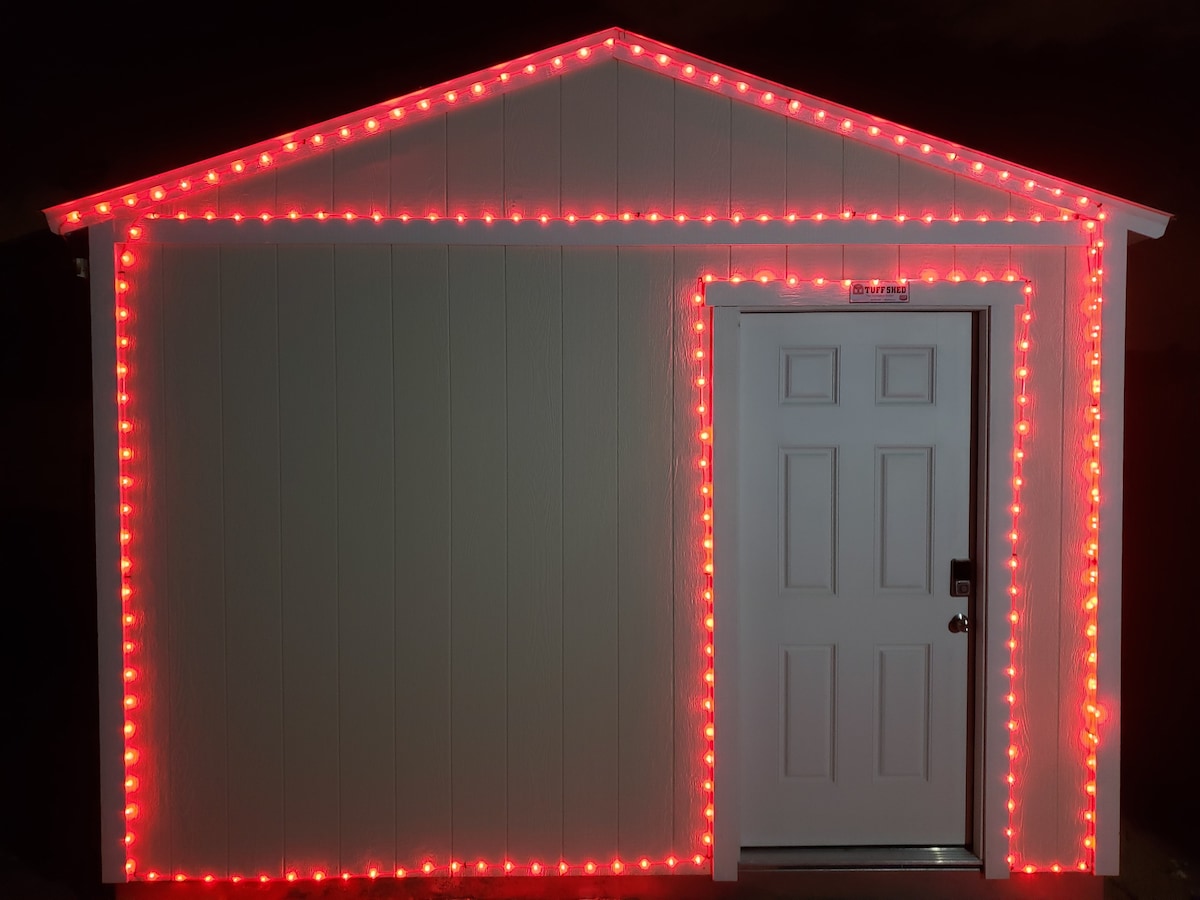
[{"left": 45, "top": 27, "right": 1170, "bottom": 892}]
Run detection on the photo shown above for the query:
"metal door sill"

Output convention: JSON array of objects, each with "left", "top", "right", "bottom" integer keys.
[{"left": 740, "top": 845, "right": 982, "bottom": 871}]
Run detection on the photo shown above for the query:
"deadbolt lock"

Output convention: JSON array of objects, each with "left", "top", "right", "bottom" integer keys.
[{"left": 950, "top": 559, "right": 973, "bottom": 597}]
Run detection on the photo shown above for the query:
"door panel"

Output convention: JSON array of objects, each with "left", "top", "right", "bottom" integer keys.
[
  {"left": 781, "top": 448, "right": 838, "bottom": 592},
  {"left": 781, "top": 644, "right": 836, "bottom": 780},
  {"left": 739, "top": 311, "right": 973, "bottom": 847}
]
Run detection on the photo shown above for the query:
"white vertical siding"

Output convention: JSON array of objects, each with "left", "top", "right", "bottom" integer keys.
[
  {"left": 504, "top": 78, "right": 561, "bottom": 218},
  {"left": 161, "top": 245, "right": 228, "bottom": 877},
  {"left": 334, "top": 246, "right": 397, "bottom": 871},
  {"left": 220, "top": 247, "right": 284, "bottom": 877},
  {"left": 277, "top": 245, "right": 340, "bottom": 874},
  {"left": 448, "top": 245, "right": 509, "bottom": 862},
  {"left": 561, "top": 63, "right": 618, "bottom": 216},
  {"left": 505, "top": 247, "right": 565, "bottom": 860},
  {"left": 121, "top": 57, "right": 1089, "bottom": 874},
  {"left": 392, "top": 245, "right": 453, "bottom": 864},
  {"left": 561, "top": 247, "right": 620, "bottom": 862},
  {"left": 616, "top": 248, "right": 676, "bottom": 861}
]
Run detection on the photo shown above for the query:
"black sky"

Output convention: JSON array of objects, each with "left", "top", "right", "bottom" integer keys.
[{"left": 2, "top": 2, "right": 1198, "bottom": 897}]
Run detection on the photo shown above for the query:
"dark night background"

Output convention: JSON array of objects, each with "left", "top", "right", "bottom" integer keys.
[{"left": 2, "top": 2, "right": 1197, "bottom": 897}]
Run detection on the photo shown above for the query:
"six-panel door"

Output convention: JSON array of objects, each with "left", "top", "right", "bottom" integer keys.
[{"left": 738, "top": 311, "right": 974, "bottom": 847}]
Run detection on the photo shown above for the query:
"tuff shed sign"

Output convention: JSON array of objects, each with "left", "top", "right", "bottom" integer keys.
[{"left": 849, "top": 281, "right": 910, "bottom": 303}]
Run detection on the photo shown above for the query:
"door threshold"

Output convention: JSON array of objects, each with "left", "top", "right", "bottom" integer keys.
[{"left": 740, "top": 845, "right": 981, "bottom": 871}]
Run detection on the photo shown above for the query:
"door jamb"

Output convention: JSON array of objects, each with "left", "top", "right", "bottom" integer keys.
[{"left": 708, "top": 281, "right": 1025, "bottom": 881}]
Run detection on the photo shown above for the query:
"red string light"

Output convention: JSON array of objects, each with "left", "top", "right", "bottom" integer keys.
[
  {"left": 1079, "top": 227, "right": 1105, "bottom": 871},
  {"left": 112, "top": 233, "right": 1107, "bottom": 878},
  {"left": 1004, "top": 280, "right": 1035, "bottom": 872},
  {"left": 86, "top": 24, "right": 1115, "bottom": 878},
  {"left": 694, "top": 280, "right": 715, "bottom": 865},
  {"left": 48, "top": 29, "right": 1119, "bottom": 233}
]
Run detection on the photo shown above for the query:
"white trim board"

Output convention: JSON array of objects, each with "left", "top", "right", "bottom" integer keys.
[
  {"left": 708, "top": 280, "right": 1025, "bottom": 881},
  {"left": 135, "top": 217, "right": 1090, "bottom": 247}
]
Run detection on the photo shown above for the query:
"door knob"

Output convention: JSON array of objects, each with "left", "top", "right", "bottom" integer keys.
[{"left": 948, "top": 613, "right": 969, "bottom": 634}]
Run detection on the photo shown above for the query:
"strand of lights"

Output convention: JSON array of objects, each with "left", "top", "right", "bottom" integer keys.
[
  {"left": 695, "top": 281, "right": 715, "bottom": 864},
  {"left": 140, "top": 856, "right": 707, "bottom": 882},
  {"left": 616, "top": 36, "right": 1096, "bottom": 214},
  {"left": 114, "top": 213, "right": 710, "bottom": 882},
  {"left": 1004, "top": 282, "right": 1034, "bottom": 873},
  {"left": 1080, "top": 229, "right": 1105, "bottom": 871},
  {"left": 51, "top": 29, "right": 1116, "bottom": 232},
  {"left": 109, "top": 216, "right": 1089, "bottom": 878},
  {"left": 115, "top": 232, "right": 141, "bottom": 879},
  {"left": 140, "top": 209, "right": 1088, "bottom": 225},
  {"left": 57, "top": 37, "right": 621, "bottom": 229}
]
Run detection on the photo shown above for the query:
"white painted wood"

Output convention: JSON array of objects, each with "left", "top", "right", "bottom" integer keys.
[
  {"left": 145, "top": 216, "right": 1088, "bottom": 247},
  {"left": 333, "top": 135, "right": 391, "bottom": 217},
  {"left": 955, "top": 174, "right": 1013, "bottom": 221},
  {"left": 785, "top": 119, "right": 842, "bottom": 216},
  {"left": 843, "top": 245, "right": 899, "bottom": 280},
  {"left": 505, "top": 246, "right": 565, "bottom": 861},
  {"left": 731, "top": 101, "right": 786, "bottom": 218},
  {"left": 616, "top": 248, "right": 675, "bottom": 860},
  {"left": 391, "top": 245, "right": 453, "bottom": 865},
  {"left": 780, "top": 446, "right": 837, "bottom": 589},
  {"left": 504, "top": 78, "right": 561, "bottom": 218},
  {"left": 844, "top": 139, "right": 899, "bottom": 219},
  {"left": 953, "top": 246, "right": 1013, "bottom": 284},
  {"left": 448, "top": 245, "right": 508, "bottom": 861},
  {"left": 390, "top": 114, "right": 447, "bottom": 218},
  {"left": 1007, "top": 247, "right": 1066, "bottom": 866},
  {"left": 898, "top": 158, "right": 954, "bottom": 221},
  {"left": 219, "top": 246, "right": 284, "bottom": 876},
  {"left": 161, "top": 244, "right": 228, "bottom": 877},
  {"left": 674, "top": 81, "right": 731, "bottom": 219},
  {"left": 276, "top": 151, "right": 334, "bottom": 217},
  {"left": 560, "top": 62, "right": 618, "bottom": 218},
  {"left": 447, "top": 94, "right": 504, "bottom": 218},
  {"left": 786, "top": 244, "right": 843, "bottom": 285},
  {"left": 277, "top": 245, "right": 340, "bottom": 875},
  {"left": 739, "top": 311, "right": 973, "bottom": 846},
  {"left": 217, "top": 168, "right": 277, "bottom": 218},
  {"left": 124, "top": 241, "right": 171, "bottom": 878},
  {"left": 729, "top": 102, "right": 787, "bottom": 283},
  {"left": 334, "top": 245, "right": 396, "bottom": 873},
  {"left": 617, "top": 63, "right": 674, "bottom": 217},
  {"left": 89, "top": 223, "right": 126, "bottom": 882},
  {"left": 781, "top": 645, "right": 835, "bottom": 777},
  {"left": 561, "top": 247, "right": 620, "bottom": 863},
  {"left": 1094, "top": 225, "right": 1128, "bottom": 876},
  {"left": 898, "top": 245, "right": 956, "bottom": 286}
]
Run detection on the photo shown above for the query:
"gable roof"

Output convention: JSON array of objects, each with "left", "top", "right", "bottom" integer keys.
[{"left": 43, "top": 27, "right": 1170, "bottom": 237}]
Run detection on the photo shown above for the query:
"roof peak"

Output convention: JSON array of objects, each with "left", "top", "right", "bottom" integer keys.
[{"left": 44, "top": 26, "right": 1169, "bottom": 235}]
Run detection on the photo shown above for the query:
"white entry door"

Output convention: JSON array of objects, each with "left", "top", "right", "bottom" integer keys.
[{"left": 738, "top": 311, "right": 974, "bottom": 847}]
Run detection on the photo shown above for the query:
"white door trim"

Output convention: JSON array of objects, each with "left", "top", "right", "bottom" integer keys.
[{"left": 709, "top": 280, "right": 1025, "bottom": 881}]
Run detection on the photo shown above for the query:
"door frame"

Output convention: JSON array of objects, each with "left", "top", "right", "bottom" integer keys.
[{"left": 708, "top": 280, "right": 1027, "bottom": 881}]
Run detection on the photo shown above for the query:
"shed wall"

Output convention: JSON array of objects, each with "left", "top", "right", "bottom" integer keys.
[{"left": 117, "top": 57, "right": 1092, "bottom": 877}]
